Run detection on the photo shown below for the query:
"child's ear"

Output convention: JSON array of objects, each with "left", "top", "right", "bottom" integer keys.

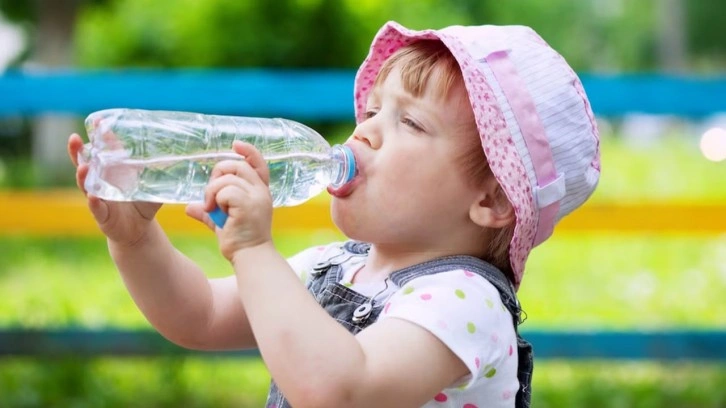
[{"left": 469, "top": 181, "right": 515, "bottom": 228}]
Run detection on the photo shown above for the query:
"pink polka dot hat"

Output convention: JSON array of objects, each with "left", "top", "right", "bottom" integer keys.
[{"left": 354, "top": 21, "right": 601, "bottom": 289}]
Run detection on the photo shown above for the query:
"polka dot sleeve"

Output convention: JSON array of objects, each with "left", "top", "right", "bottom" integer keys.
[{"left": 379, "top": 269, "right": 518, "bottom": 388}]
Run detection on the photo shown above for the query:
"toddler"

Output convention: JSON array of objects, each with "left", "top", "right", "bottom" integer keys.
[{"left": 68, "top": 20, "right": 600, "bottom": 408}]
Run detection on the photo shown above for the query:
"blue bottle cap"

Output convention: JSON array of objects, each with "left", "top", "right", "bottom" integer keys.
[
  {"left": 341, "top": 145, "right": 357, "bottom": 184},
  {"left": 208, "top": 206, "right": 228, "bottom": 228}
]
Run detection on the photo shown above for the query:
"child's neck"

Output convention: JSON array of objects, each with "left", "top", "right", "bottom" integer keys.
[{"left": 352, "top": 244, "right": 464, "bottom": 284}]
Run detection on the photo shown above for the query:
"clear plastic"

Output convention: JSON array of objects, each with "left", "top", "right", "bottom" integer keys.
[{"left": 78, "top": 109, "right": 356, "bottom": 207}]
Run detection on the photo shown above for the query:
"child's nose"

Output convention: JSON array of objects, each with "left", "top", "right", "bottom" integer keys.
[{"left": 352, "top": 121, "right": 382, "bottom": 149}]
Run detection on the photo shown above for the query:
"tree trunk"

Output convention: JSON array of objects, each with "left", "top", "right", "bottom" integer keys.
[
  {"left": 30, "top": 0, "right": 81, "bottom": 185},
  {"left": 657, "top": 0, "right": 686, "bottom": 72}
]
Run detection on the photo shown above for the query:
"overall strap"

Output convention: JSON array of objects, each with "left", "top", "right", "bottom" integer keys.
[
  {"left": 388, "top": 254, "right": 524, "bottom": 326},
  {"left": 342, "top": 240, "right": 372, "bottom": 255},
  {"left": 332, "top": 241, "right": 524, "bottom": 325},
  {"left": 309, "top": 241, "right": 370, "bottom": 283}
]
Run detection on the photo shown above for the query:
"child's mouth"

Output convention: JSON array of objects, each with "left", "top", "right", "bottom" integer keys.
[
  {"left": 327, "top": 176, "right": 358, "bottom": 198},
  {"left": 328, "top": 143, "right": 362, "bottom": 198}
]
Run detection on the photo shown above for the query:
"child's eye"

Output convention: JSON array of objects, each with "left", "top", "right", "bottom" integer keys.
[
  {"left": 364, "top": 110, "right": 378, "bottom": 119},
  {"left": 402, "top": 117, "right": 424, "bottom": 132}
]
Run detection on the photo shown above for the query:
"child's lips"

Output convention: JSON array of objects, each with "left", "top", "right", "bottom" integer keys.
[{"left": 327, "top": 175, "right": 359, "bottom": 198}]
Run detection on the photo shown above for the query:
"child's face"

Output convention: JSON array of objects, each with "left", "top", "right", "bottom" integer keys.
[{"left": 331, "top": 65, "right": 484, "bottom": 250}]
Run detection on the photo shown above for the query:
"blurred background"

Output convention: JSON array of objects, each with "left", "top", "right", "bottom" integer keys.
[{"left": 0, "top": 0, "right": 724, "bottom": 407}]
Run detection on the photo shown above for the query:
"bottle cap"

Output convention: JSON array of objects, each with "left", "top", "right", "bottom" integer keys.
[
  {"left": 208, "top": 206, "right": 228, "bottom": 228},
  {"left": 341, "top": 145, "right": 356, "bottom": 184}
]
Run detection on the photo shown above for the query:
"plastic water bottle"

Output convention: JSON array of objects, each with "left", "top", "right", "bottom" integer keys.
[{"left": 78, "top": 108, "right": 356, "bottom": 227}]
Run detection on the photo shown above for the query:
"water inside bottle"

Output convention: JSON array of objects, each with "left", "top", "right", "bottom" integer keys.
[
  {"left": 85, "top": 151, "right": 340, "bottom": 205},
  {"left": 265, "top": 152, "right": 339, "bottom": 206},
  {"left": 85, "top": 152, "right": 242, "bottom": 203}
]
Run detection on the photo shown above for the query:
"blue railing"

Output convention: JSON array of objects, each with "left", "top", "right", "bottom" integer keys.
[
  {"left": 1, "top": 70, "right": 725, "bottom": 119},
  {"left": 1, "top": 329, "right": 724, "bottom": 360}
]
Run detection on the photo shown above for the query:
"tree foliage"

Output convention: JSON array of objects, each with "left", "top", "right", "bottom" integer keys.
[
  {"left": 74, "top": 0, "right": 372, "bottom": 68},
  {"left": 1, "top": 0, "right": 723, "bottom": 71},
  {"left": 0, "top": 0, "right": 33, "bottom": 22},
  {"left": 0, "top": 0, "right": 109, "bottom": 22}
]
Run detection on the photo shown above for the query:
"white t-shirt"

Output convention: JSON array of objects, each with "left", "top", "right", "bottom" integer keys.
[{"left": 288, "top": 243, "right": 519, "bottom": 408}]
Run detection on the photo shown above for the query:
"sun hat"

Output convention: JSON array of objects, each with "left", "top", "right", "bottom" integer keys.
[{"left": 354, "top": 21, "right": 601, "bottom": 289}]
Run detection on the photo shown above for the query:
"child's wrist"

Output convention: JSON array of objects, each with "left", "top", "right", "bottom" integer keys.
[
  {"left": 107, "top": 224, "right": 157, "bottom": 251},
  {"left": 229, "top": 240, "right": 275, "bottom": 268}
]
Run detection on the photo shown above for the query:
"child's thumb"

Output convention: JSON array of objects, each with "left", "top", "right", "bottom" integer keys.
[
  {"left": 185, "top": 203, "right": 216, "bottom": 231},
  {"left": 87, "top": 195, "right": 110, "bottom": 224}
]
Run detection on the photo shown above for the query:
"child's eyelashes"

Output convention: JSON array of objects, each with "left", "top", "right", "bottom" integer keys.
[
  {"left": 364, "top": 110, "right": 378, "bottom": 119},
  {"left": 401, "top": 117, "right": 425, "bottom": 132},
  {"left": 362, "top": 108, "right": 425, "bottom": 133}
]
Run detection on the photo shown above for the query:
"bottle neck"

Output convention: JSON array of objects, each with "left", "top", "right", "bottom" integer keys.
[{"left": 329, "top": 144, "right": 356, "bottom": 188}]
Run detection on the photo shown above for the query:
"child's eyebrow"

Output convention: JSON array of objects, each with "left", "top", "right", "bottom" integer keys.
[{"left": 368, "top": 88, "right": 381, "bottom": 103}]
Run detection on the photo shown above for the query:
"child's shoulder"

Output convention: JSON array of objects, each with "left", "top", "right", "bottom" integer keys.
[
  {"left": 381, "top": 269, "right": 519, "bottom": 392},
  {"left": 394, "top": 268, "right": 504, "bottom": 304},
  {"left": 288, "top": 240, "right": 355, "bottom": 261},
  {"left": 286, "top": 241, "right": 352, "bottom": 282}
]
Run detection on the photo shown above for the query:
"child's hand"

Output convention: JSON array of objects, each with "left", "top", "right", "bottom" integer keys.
[
  {"left": 203, "top": 141, "right": 273, "bottom": 261},
  {"left": 67, "top": 133, "right": 161, "bottom": 246}
]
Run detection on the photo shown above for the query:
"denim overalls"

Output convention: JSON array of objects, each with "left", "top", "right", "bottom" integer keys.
[{"left": 265, "top": 241, "right": 533, "bottom": 408}]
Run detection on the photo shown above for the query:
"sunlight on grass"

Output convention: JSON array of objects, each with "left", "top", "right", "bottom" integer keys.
[
  {"left": 1, "top": 232, "right": 724, "bottom": 329},
  {"left": 519, "top": 232, "right": 726, "bottom": 329},
  {"left": 0, "top": 231, "right": 345, "bottom": 328},
  {"left": 593, "top": 136, "right": 726, "bottom": 204}
]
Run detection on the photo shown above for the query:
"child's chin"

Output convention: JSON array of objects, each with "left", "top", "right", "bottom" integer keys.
[{"left": 329, "top": 201, "right": 360, "bottom": 236}]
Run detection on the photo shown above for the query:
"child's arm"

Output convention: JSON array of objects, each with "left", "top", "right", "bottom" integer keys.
[
  {"left": 234, "top": 244, "right": 469, "bottom": 408},
  {"left": 107, "top": 221, "right": 255, "bottom": 351},
  {"left": 68, "top": 134, "right": 255, "bottom": 351}
]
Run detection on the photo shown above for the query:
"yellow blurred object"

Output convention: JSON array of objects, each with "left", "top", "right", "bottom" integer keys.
[{"left": 0, "top": 190, "right": 724, "bottom": 236}]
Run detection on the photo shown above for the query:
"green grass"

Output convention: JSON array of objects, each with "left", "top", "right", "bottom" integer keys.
[
  {"left": 592, "top": 136, "right": 726, "bottom": 204},
  {"left": 1, "top": 233, "right": 724, "bottom": 329},
  {"left": 0, "top": 358, "right": 723, "bottom": 408},
  {"left": 0, "top": 231, "right": 343, "bottom": 328},
  {"left": 519, "top": 232, "right": 726, "bottom": 329},
  {"left": 0, "top": 357, "right": 271, "bottom": 408}
]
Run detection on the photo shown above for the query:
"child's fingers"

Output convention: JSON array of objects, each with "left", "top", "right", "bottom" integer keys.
[
  {"left": 67, "top": 133, "right": 84, "bottom": 167},
  {"left": 75, "top": 163, "right": 89, "bottom": 195},
  {"left": 87, "top": 195, "right": 110, "bottom": 223},
  {"left": 210, "top": 159, "right": 260, "bottom": 182},
  {"left": 214, "top": 184, "right": 253, "bottom": 218},
  {"left": 205, "top": 159, "right": 259, "bottom": 212},
  {"left": 185, "top": 203, "right": 216, "bottom": 231},
  {"left": 232, "top": 141, "right": 270, "bottom": 185},
  {"left": 204, "top": 173, "right": 252, "bottom": 212}
]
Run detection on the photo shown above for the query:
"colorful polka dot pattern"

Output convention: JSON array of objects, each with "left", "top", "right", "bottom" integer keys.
[
  {"left": 352, "top": 22, "right": 537, "bottom": 289},
  {"left": 379, "top": 271, "right": 518, "bottom": 407},
  {"left": 433, "top": 393, "right": 490, "bottom": 408}
]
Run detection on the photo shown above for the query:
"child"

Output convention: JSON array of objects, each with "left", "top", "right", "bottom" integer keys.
[{"left": 68, "top": 21, "right": 599, "bottom": 408}]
